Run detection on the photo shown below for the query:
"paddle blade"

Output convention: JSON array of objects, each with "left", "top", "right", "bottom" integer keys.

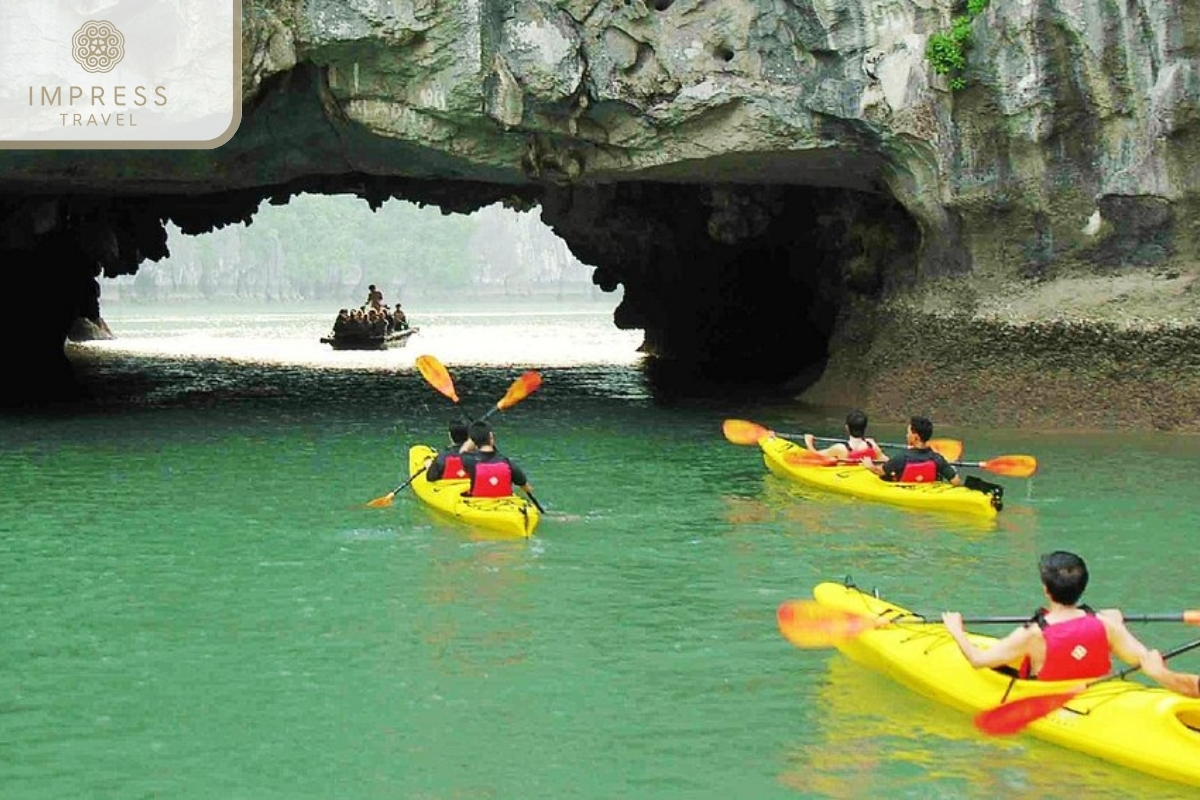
[
  {"left": 722, "top": 418, "right": 771, "bottom": 445},
  {"left": 974, "top": 691, "right": 1078, "bottom": 736},
  {"left": 930, "top": 438, "right": 964, "bottom": 462},
  {"left": 497, "top": 370, "right": 542, "bottom": 410},
  {"left": 783, "top": 451, "right": 839, "bottom": 467},
  {"left": 366, "top": 491, "right": 396, "bottom": 509},
  {"left": 776, "top": 600, "right": 877, "bottom": 648},
  {"left": 415, "top": 354, "right": 459, "bottom": 403},
  {"left": 979, "top": 455, "right": 1038, "bottom": 478}
]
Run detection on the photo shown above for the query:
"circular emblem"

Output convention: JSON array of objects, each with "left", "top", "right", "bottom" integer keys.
[{"left": 72, "top": 21, "right": 125, "bottom": 74}]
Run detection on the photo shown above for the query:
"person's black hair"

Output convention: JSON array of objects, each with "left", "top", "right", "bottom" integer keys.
[
  {"left": 909, "top": 415, "right": 933, "bottom": 443},
  {"left": 846, "top": 409, "right": 868, "bottom": 438},
  {"left": 1039, "top": 551, "right": 1089, "bottom": 605},
  {"left": 468, "top": 419, "right": 492, "bottom": 448},
  {"left": 448, "top": 418, "right": 470, "bottom": 445}
]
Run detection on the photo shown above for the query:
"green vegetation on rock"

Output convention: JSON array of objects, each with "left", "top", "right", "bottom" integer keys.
[{"left": 926, "top": 0, "right": 990, "bottom": 91}]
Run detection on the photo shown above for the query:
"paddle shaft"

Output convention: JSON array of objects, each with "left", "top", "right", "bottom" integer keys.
[
  {"left": 777, "top": 433, "right": 907, "bottom": 450},
  {"left": 389, "top": 464, "right": 428, "bottom": 496},
  {"left": 902, "top": 612, "right": 1200, "bottom": 626}
]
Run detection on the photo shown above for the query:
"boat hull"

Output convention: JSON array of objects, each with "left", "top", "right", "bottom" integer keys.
[
  {"left": 810, "top": 581, "right": 1200, "bottom": 787},
  {"left": 320, "top": 327, "right": 418, "bottom": 350},
  {"left": 760, "top": 435, "right": 999, "bottom": 518},
  {"left": 407, "top": 445, "right": 540, "bottom": 538}
]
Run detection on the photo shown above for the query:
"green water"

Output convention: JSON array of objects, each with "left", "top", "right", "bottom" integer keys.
[{"left": 2, "top": 345, "right": 1199, "bottom": 798}]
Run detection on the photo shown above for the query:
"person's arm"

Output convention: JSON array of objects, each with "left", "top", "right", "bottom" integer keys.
[
  {"left": 867, "top": 438, "right": 887, "bottom": 460},
  {"left": 1099, "top": 609, "right": 1149, "bottom": 667},
  {"left": 1141, "top": 649, "right": 1200, "bottom": 698},
  {"left": 425, "top": 454, "right": 444, "bottom": 481},
  {"left": 942, "top": 612, "right": 1035, "bottom": 669},
  {"left": 933, "top": 453, "right": 963, "bottom": 486},
  {"left": 510, "top": 461, "right": 532, "bottom": 494}
]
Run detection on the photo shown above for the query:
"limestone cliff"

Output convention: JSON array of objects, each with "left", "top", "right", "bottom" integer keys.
[{"left": 1, "top": 0, "right": 1197, "bottom": 428}]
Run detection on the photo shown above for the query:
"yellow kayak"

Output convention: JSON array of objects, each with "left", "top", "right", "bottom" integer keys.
[
  {"left": 407, "top": 445, "right": 540, "bottom": 539},
  {"left": 759, "top": 435, "right": 1000, "bottom": 518},
  {"left": 809, "top": 581, "right": 1200, "bottom": 788}
]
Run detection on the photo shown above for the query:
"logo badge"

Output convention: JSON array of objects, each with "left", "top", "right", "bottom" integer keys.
[{"left": 71, "top": 21, "right": 126, "bottom": 74}]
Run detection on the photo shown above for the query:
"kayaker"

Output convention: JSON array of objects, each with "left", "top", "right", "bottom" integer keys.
[
  {"left": 425, "top": 418, "right": 473, "bottom": 481},
  {"left": 460, "top": 419, "right": 534, "bottom": 499},
  {"left": 802, "top": 409, "right": 887, "bottom": 462},
  {"left": 861, "top": 415, "right": 961, "bottom": 485},
  {"left": 1141, "top": 649, "right": 1200, "bottom": 698},
  {"left": 941, "top": 550, "right": 1150, "bottom": 680}
]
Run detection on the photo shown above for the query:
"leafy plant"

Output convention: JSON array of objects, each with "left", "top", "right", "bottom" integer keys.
[{"left": 925, "top": 0, "right": 990, "bottom": 91}]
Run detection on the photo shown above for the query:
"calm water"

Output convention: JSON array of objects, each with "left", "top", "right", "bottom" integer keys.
[{"left": 2, "top": 300, "right": 1198, "bottom": 799}]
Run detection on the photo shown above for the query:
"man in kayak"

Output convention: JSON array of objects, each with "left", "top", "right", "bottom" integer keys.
[
  {"left": 941, "top": 550, "right": 1150, "bottom": 680},
  {"left": 461, "top": 419, "right": 534, "bottom": 499},
  {"left": 802, "top": 409, "right": 887, "bottom": 462},
  {"left": 425, "top": 418, "right": 473, "bottom": 481},
  {"left": 861, "top": 415, "right": 961, "bottom": 485},
  {"left": 1142, "top": 649, "right": 1200, "bottom": 697}
]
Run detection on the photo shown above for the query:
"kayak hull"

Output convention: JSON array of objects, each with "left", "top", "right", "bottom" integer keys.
[
  {"left": 810, "top": 581, "right": 1200, "bottom": 787},
  {"left": 408, "top": 445, "right": 540, "bottom": 538},
  {"left": 760, "top": 435, "right": 999, "bottom": 518}
]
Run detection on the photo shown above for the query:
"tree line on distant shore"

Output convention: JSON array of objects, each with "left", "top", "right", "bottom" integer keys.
[{"left": 103, "top": 195, "right": 599, "bottom": 303}]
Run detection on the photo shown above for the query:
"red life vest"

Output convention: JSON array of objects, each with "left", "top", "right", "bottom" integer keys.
[
  {"left": 442, "top": 455, "right": 466, "bottom": 480},
  {"left": 1036, "top": 613, "right": 1111, "bottom": 680},
  {"left": 846, "top": 446, "right": 877, "bottom": 461},
  {"left": 470, "top": 459, "right": 513, "bottom": 497},
  {"left": 898, "top": 460, "right": 937, "bottom": 482}
]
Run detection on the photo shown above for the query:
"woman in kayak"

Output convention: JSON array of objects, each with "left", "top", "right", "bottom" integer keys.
[
  {"left": 802, "top": 409, "right": 887, "bottom": 462},
  {"left": 425, "top": 418, "right": 473, "bottom": 481},
  {"left": 862, "top": 415, "right": 961, "bottom": 485},
  {"left": 941, "top": 550, "right": 1150, "bottom": 680},
  {"left": 461, "top": 419, "right": 535, "bottom": 499}
]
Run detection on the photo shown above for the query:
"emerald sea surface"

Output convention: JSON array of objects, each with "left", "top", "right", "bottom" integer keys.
[{"left": 1, "top": 300, "right": 1197, "bottom": 799}]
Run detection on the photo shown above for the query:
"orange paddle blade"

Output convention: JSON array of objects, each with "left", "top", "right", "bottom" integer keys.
[
  {"left": 722, "top": 418, "right": 772, "bottom": 445},
  {"left": 782, "top": 451, "right": 839, "bottom": 467},
  {"left": 930, "top": 438, "right": 964, "bottom": 462},
  {"left": 776, "top": 600, "right": 879, "bottom": 648},
  {"left": 978, "top": 455, "right": 1038, "bottom": 478},
  {"left": 1187, "top": 610, "right": 1200, "bottom": 626},
  {"left": 366, "top": 492, "right": 396, "bottom": 508},
  {"left": 415, "top": 354, "right": 458, "bottom": 403},
  {"left": 973, "top": 690, "right": 1079, "bottom": 736},
  {"left": 497, "top": 370, "right": 542, "bottom": 410}
]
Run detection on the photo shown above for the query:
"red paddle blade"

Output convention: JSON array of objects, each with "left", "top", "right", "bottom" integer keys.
[
  {"left": 980, "top": 455, "right": 1038, "bottom": 478},
  {"left": 929, "top": 438, "right": 964, "bottom": 462},
  {"left": 783, "top": 451, "right": 839, "bottom": 467},
  {"left": 497, "top": 370, "right": 542, "bottom": 410},
  {"left": 415, "top": 354, "right": 459, "bottom": 403},
  {"left": 973, "top": 691, "right": 1078, "bottom": 735},
  {"left": 776, "top": 600, "right": 877, "bottom": 648},
  {"left": 722, "top": 418, "right": 771, "bottom": 445}
]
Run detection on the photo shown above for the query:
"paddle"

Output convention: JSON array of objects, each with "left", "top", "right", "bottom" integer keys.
[
  {"left": 721, "top": 418, "right": 963, "bottom": 460},
  {"left": 974, "top": 635, "right": 1200, "bottom": 736},
  {"left": 776, "top": 600, "right": 1200, "bottom": 649},
  {"left": 366, "top": 369, "right": 543, "bottom": 508},
  {"left": 365, "top": 466, "right": 428, "bottom": 509},
  {"left": 782, "top": 449, "right": 1038, "bottom": 478},
  {"left": 415, "top": 354, "right": 459, "bottom": 403}
]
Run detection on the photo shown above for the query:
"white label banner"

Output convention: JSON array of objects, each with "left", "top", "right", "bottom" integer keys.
[{"left": 0, "top": 0, "right": 240, "bottom": 148}]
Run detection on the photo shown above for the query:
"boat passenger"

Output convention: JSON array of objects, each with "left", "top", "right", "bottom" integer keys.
[
  {"left": 460, "top": 420, "right": 534, "bottom": 499},
  {"left": 425, "top": 418, "right": 473, "bottom": 481},
  {"left": 861, "top": 415, "right": 961, "bottom": 485},
  {"left": 332, "top": 309, "right": 350, "bottom": 334},
  {"left": 802, "top": 409, "right": 887, "bottom": 463},
  {"left": 392, "top": 305, "right": 409, "bottom": 331},
  {"left": 365, "top": 284, "right": 384, "bottom": 310},
  {"left": 941, "top": 550, "right": 1150, "bottom": 680},
  {"left": 1141, "top": 649, "right": 1200, "bottom": 698}
]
